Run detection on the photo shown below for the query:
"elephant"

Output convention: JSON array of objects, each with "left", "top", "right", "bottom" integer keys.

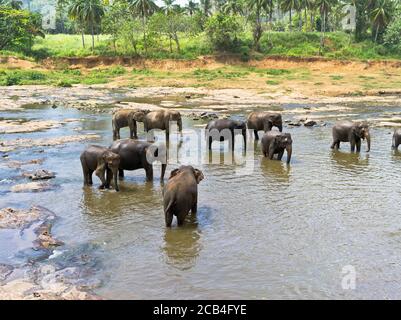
[
  {"left": 205, "top": 119, "right": 247, "bottom": 151},
  {"left": 392, "top": 129, "right": 401, "bottom": 150},
  {"left": 247, "top": 112, "right": 283, "bottom": 140},
  {"left": 112, "top": 109, "right": 147, "bottom": 141},
  {"left": 261, "top": 131, "right": 293, "bottom": 164},
  {"left": 331, "top": 121, "right": 371, "bottom": 153},
  {"left": 109, "top": 139, "right": 167, "bottom": 182},
  {"left": 163, "top": 165, "right": 204, "bottom": 227},
  {"left": 80, "top": 145, "right": 121, "bottom": 191},
  {"left": 143, "top": 110, "right": 183, "bottom": 142}
]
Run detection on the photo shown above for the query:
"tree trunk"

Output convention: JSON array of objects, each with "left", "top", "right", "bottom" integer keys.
[
  {"left": 169, "top": 35, "right": 173, "bottom": 53},
  {"left": 289, "top": 10, "right": 292, "bottom": 31},
  {"left": 320, "top": 11, "right": 326, "bottom": 55},
  {"left": 173, "top": 34, "right": 180, "bottom": 52},
  {"left": 142, "top": 16, "right": 147, "bottom": 54},
  {"left": 375, "top": 24, "right": 380, "bottom": 43},
  {"left": 298, "top": 10, "right": 302, "bottom": 31},
  {"left": 304, "top": 8, "right": 307, "bottom": 31},
  {"left": 81, "top": 29, "right": 85, "bottom": 49}
]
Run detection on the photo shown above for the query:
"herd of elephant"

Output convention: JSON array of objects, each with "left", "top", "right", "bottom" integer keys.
[{"left": 80, "top": 107, "right": 401, "bottom": 227}]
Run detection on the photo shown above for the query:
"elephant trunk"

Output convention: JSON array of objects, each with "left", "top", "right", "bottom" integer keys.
[
  {"left": 286, "top": 144, "right": 292, "bottom": 164},
  {"left": 178, "top": 118, "right": 183, "bottom": 134},
  {"left": 277, "top": 123, "right": 283, "bottom": 132},
  {"left": 112, "top": 167, "right": 119, "bottom": 192},
  {"left": 366, "top": 132, "right": 371, "bottom": 152}
]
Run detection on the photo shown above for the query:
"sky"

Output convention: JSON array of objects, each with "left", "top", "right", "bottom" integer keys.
[{"left": 155, "top": 0, "right": 193, "bottom": 6}]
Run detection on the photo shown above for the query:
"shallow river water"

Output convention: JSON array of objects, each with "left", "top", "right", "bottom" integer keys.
[{"left": 2, "top": 100, "right": 401, "bottom": 299}]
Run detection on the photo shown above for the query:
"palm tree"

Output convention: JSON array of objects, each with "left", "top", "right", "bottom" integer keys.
[
  {"left": 0, "top": 0, "right": 23, "bottom": 9},
  {"left": 127, "top": 0, "right": 158, "bottom": 53},
  {"left": 247, "top": 0, "right": 270, "bottom": 50},
  {"left": 280, "top": 0, "right": 300, "bottom": 31},
  {"left": 162, "top": 0, "right": 175, "bottom": 14},
  {"left": 222, "top": 0, "right": 245, "bottom": 15},
  {"left": 315, "top": 0, "right": 337, "bottom": 52},
  {"left": 200, "top": 0, "right": 212, "bottom": 16},
  {"left": 185, "top": 0, "right": 199, "bottom": 16},
  {"left": 68, "top": 0, "right": 105, "bottom": 51},
  {"left": 68, "top": 0, "right": 87, "bottom": 48},
  {"left": 370, "top": 0, "right": 394, "bottom": 42}
]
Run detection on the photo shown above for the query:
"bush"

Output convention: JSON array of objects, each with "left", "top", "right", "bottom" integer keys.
[
  {"left": 56, "top": 80, "right": 73, "bottom": 87},
  {"left": 205, "top": 13, "right": 244, "bottom": 51},
  {"left": 384, "top": 14, "right": 401, "bottom": 51}
]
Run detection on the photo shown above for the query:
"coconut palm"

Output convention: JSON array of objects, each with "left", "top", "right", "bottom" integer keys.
[
  {"left": 200, "top": 0, "right": 212, "bottom": 16},
  {"left": 222, "top": 0, "right": 245, "bottom": 15},
  {"left": 127, "top": 0, "right": 158, "bottom": 53},
  {"left": 370, "top": 0, "right": 394, "bottom": 42},
  {"left": 185, "top": 0, "right": 199, "bottom": 16},
  {"left": 280, "top": 0, "right": 300, "bottom": 30},
  {"left": 247, "top": 0, "right": 270, "bottom": 50},
  {"left": 0, "top": 0, "right": 23, "bottom": 9},
  {"left": 315, "top": 0, "right": 337, "bottom": 52}
]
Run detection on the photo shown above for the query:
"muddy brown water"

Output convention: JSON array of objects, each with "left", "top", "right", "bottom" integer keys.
[{"left": 2, "top": 99, "right": 401, "bottom": 299}]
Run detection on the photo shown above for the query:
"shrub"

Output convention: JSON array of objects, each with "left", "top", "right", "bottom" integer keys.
[{"left": 384, "top": 14, "right": 401, "bottom": 51}]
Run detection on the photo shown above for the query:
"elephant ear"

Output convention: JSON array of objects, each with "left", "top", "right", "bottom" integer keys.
[
  {"left": 169, "top": 168, "right": 180, "bottom": 180},
  {"left": 194, "top": 169, "right": 204, "bottom": 184}
]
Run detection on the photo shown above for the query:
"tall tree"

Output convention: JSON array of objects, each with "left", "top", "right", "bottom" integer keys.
[
  {"left": 200, "top": 0, "right": 212, "bottom": 16},
  {"left": 126, "top": 0, "right": 158, "bottom": 53},
  {"left": 315, "top": 0, "right": 337, "bottom": 52},
  {"left": 222, "top": 0, "right": 245, "bottom": 15},
  {"left": 247, "top": 0, "right": 270, "bottom": 50},
  {"left": 185, "top": 0, "right": 199, "bottom": 16},
  {"left": 370, "top": 0, "right": 394, "bottom": 42},
  {"left": 280, "top": 0, "right": 300, "bottom": 30}
]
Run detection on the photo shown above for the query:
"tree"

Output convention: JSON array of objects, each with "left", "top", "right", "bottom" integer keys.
[
  {"left": 103, "top": 1, "right": 127, "bottom": 52},
  {"left": 0, "top": 6, "right": 44, "bottom": 51},
  {"left": 370, "top": 0, "right": 394, "bottom": 42},
  {"left": 383, "top": 10, "right": 401, "bottom": 49},
  {"left": 247, "top": 0, "right": 269, "bottom": 50},
  {"left": 185, "top": 0, "right": 199, "bottom": 16},
  {"left": 126, "top": 0, "right": 158, "bottom": 53},
  {"left": 280, "top": 0, "right": 300, "bottom": 31},
  {"left": 200, "top": 0, "right": 212, "bottom": 16},
  {"left": 205, "top": 12, "right": 243, "bottom": 51},
  {"left": 0, "top": 0, "right": 23, "bottom": 10},
  {"left": 222, "top": 0, "right": 245, "bottom": 15}
]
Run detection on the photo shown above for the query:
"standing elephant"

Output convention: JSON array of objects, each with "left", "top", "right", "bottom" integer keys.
[
  {"left": 80, "top": 145, "right": 121, "bottom": 191},
  {"left": 205, "top": 119, "right": 247, "bottom": 151},
  {"left": 392, "top": 129, "right": 401, "bottom": 150},
  {"left": 163, "top": 166, "right": 204, "bottom": 227},
  {"left": 110, "top": 139, "right": 167, "bottom": 181},
  {"left": 143, "top": 110, "right": 183, "bottom": 142},
  {"left": 247, "top": 112, "right": 283, "bottom": 140},
  {"left": 112, "top": 109, "right": 147, "bottom": 140},
  {"left": 331, "top": 121, "right": 371, "bottom": 152},
  {"left": 261, "top": 131, "right": 293, "bottom": 164}
]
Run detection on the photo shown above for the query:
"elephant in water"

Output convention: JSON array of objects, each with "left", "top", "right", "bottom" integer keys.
[
  {"left": 163, "top": 166, "right": 204, "bottom": 227},
  {"left": 392, "top": 129, "right": 401, "bottom": 150},
  {"left": 112, "top": 109, "right": 148, "bottom": 140},
  {"left": 247, "top": 112, "right": 283, "bottom": 140},
  {"left": 110, "top": 139, "right": 167, "bottom": 181},
  {"left": 205, "top": 119, "right": 247, "bottom": 151},
  {"left": 143, "top": 110, "right": 183, "bottom": 142},
  {"left": 80, "top": 145, "right": 121, "bottom": 191},
  {"left": 261, "top": 131, "right": 293, "bottom": 164},
  {"left": 331, "top": 121, "right": 371, "bottom": 153}
]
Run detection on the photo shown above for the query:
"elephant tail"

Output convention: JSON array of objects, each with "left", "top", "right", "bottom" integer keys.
[{"left": 164, "top": 197, "right": 176, "bottom": 216}]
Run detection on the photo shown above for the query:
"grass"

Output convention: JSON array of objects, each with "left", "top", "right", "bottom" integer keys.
[{"left": 1, "top": 31, "right": 400, "bottom": 62}]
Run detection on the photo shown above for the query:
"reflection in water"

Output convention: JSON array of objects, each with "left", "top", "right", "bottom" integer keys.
[
  {"left": 162, "top": 222, "right": 201, "bottom": 271},
  {"left": 330, "top": 150, "right": 370, "bottom": 173},
  {"left": 260, "top": 157, "right": 291, "bottom": 184}
]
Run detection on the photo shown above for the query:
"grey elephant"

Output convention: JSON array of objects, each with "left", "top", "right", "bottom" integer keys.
[
  {"left": 80, "top": 145, "right": 121, "bottom": 191},
  {"left": 392, "top": 129, "right": 401, "bottom": 150},
  {"left": 163, "top": 165, "right": 204, "bottom": 227},
  {"left": 143, "top": 110, "right": 183, "bottom": 142},
  {"left": 205, "top": 119, "right": 247, "bottom": 150},
  {"left": 112, "top": 109, "right": 147, "bottom": 141},
  {"left": 110, "top": 139, "right": 167, "bottom": 181},
  {"left": 331, "top": 121, "right": 371, "bottom": 152},
  {"left": 247, "top": 112, "right": 283, "bottom": 140},
  {"left": 261, "top": 131, "right": 293, "bottom": 164}
]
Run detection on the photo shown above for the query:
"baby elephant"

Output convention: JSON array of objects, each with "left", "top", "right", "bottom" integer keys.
[
  {"left": 163, "top": 166, "right": 204, "bottom": 227},
  {"left": 80, "top": 145, "right": 121, "bottom": 191},
  {"left": 261, "top": 131, "right": 293, "bottom": 164},
  {"left": 392, "top": 129, "right": 401, "bottom": 150},
  {"left": 112, "top": 109, "right": 147, "bottom": 141},
  {"left": 331, "top": 121, "right": 370, "bottom": 153}
]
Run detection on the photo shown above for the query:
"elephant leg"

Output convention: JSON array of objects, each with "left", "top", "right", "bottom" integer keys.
[
  {"left": 177, "top": 213, "right": 186, "bottom": 226},
  {"left": 350, "top": 139, "right": 356, "bottom": 152},
  {"left": 88, "top": 170, "right": 94, "bottom": 185},
  {"left": 112, "top": 129, "right": 117, "bottom": 141},
  {"left": 268, "top": 146, "right": 275, "bottom": 160},
  {"left": 105, "top": 168, "right": 112, "bottom": 189},
  {"left": 133, "top": 121, "right": 138, "bottom": 139},
  {"left": 278, "top": 150, "right": 284, "bottom": 161},
  {"left": 119, "top": 169, "right": 124, "bottom": 179},
  {"left": 81, "top": 162, "right": 90, "bottom": 186},
  {"left": 331, "top": 139, "right": 340, "bottom": 150},
  {"left": 208, "top": 136, "right": 213, "bottom": 151},
  {"left": 191, "top": 196, "right": 198, "bottom": 215},
  {"left": 165, "top": 130, "right": 170, "bottom": 143},
  {"left": 145, "top": 165, "right": 153, "bottom": 181},
  {"left": 254, "top": 130, "right": 259, "bottom": 140},
  {"left": 356, "top": 139, "right": 362, "bottom": 153}
]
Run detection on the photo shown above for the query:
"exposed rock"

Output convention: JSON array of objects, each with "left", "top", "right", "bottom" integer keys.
[
  {"left": 0, "top": 265, "right": 13, "bottom": 282},
  {"left": 5, "top": 159, "right": 44, "bottom": 169},
  {"left": 11, "top": 182, "right": 53, "bottom": 193},
  {"left": 304, "top": 120, "right": 318, "bottom": 127},
  {"left": 0, "top": 120, "right": 61, "bottom": 134},
  {"left": 0, "top": 207, "right": 41, "bottom": 229},
  {"left": 287, "top": 121, "right": 302, "bottom": 127},
  {"left": 24, "top": 169, "right": 56, "bottom": 181}
]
